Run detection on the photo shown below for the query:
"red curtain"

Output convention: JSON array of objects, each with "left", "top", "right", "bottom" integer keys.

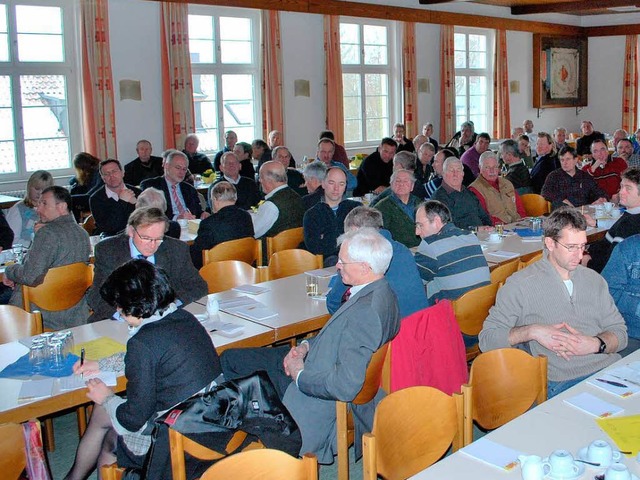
[
  {"left": 622, "top": 35, "right": 638, "bottom": 134},
  {"left": 439, "top": 25, "right": 455, "bottom": 144},
  {"left": 493, "top": 30, "right": 511, "bottom": 139},
  {"left": 261, "top": 11, "right": 284, "bottom": 140},
  {"left": 402, "top": 22, "right": 418, "bottom": 137},
  {"left": 323, "top": 15, "right": 344, "bottom": 144}
]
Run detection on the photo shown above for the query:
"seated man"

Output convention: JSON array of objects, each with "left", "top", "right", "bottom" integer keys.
[
  {"left": 141, "top": 150, "right": 207, "bottom": 221},
  {"left": 213, "top": 130, "right": 237, "bottom": 171},
  {"left": 541, "top": 146, "right": 607, "bottom": 210},
  {"left": 576, "top": 120, "right": 606, "bottom": 157},
  {"left": 303, "top": 167, "right": 360, "bottom": 266},
  {"left": 319, "top": 130, "right": 350, "bottom": 168},
  {"left": 614, "top": 138, "right": 640, "bottom": 169},
  {"left": 253, "top": 161, "right": 305, "bottom": 239},
  {"left": 301, "top": 160, "right": 328, "bottom": 210},
  {"left": 3, "top": 186, "right": 90, "bottom": 329},
  {"left": 354, "top": 137, "right": 397, "bottom": 196},
  {"left": 414, "top": 200, "right": 490, "bottom": 304},
  {"left": 326, "top": 207, "right": 428, "bottom": 319},
  {"left": 583, "top": 168, "right": 640, "bottom": 272},
  {"left": 124, "top": 139, "right": 163, "bottom": 186},
  {"left": 392, "top": 122, "right": 415, "bottom": 153},
  {"left": 460, "top": 132, "right": 491, "bottom": 177},
  {"left": 500, "top": 139, "right": 532, "bottom": 194},
  {"left": 369, "top": 151, "right": 420, "bottom": 206},
  {"left": 135, "top": 187, "right": 181, "bottom": 239},
  {"left": 374, "top": 169, "right": 421, "bottom": 248},
  {"left": 433, "top": 157, "right": 492, "bottom": 230},
  {"left": 90, "top": 159, "right": 141, "bottom": 236},
  {"left": 182, "top": 133, "right": 213, "bottom": 175},
  {"left": 209, "top": 151, "right": 260, "bottom": 210},
  {"left": 425, "top": 148, "right": 455, "bottom": 198},
  {"left": 602, "top": 234, "right": 640, "bottom": 355},
  {"left": 273, "top": 146, "right": 307, "bottom": 197},
  {"left": 190, "top": 181, "right": 254, "bottom": 269},
  {"left": 445, "top": 120, "right": 476, "bottom": 157},
  {"left": 221, "top": 228, "right": 400, "bottom": 464},
  {"left": 582, "top": 139, "right": 627, "bottom": 199},
  {"left": 479, "top": 207, "right": 628, "bottom": 397},
  {"left": 469, "top": 151, "right": 526, "bottom": 225},
  {"left": 87, "top": 207, "right": 207, "bottom": 321},
  {"left": 315, "top": 138, "right": 356, "bottom": 192},
  {"left": 530, "top": 132, "right": 560, "bottom": 194}
]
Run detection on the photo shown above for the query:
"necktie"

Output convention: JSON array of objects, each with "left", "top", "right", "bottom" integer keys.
[
  {"left": 341, "top": 288, "right": 352, "bottom": 305},
  {"left": 171, "top": 184, "right": 186, "bottom": 216},
  {"left": 137, "top": 254, "right": 147, "bottom": 260}
]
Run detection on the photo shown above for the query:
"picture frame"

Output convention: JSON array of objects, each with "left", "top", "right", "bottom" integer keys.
[{"left": 533, "top": 34, "right": 588, "bottom": 109}]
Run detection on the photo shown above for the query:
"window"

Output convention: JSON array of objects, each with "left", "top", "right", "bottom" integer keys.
[
  {"left": 340, "top": 20, "right": 392, "bottom": 146},
  {"left": 188, "top": 7, "right": 260, "bottom": 155},
  {"left": 0, "top": 1, "right": 78, "bottom": 178},
  {"left": 454, "top": 28, "right": 493, "bottom": 134}
]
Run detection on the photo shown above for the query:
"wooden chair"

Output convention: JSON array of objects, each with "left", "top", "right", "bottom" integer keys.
[
  {"left": 200, "top": 449, "right": 318, "bottom": 480},
  {"left": 520, "top": 194, "right": 551, "bottom": 217},
  {"left": 489, "top": 258, "right": 519, "bottom": 285},
  {"left": 451, "top": 282, "right": 500, "bottom": 362},
  {"left": 199, "top": 260, "right": 268, "bottom": 294},
  {"left": 362, "top": 386, "right": 464, "bottom": 480},
  {"left": 266, "top": 227, "right": 304, "bottom": 258},
  {"left": 0, "top": 305, "right": 43, "bottom": 344},
  {"left": 518, "top": 251, "right": 543, "bottom": 270},
  {"left": 81, "top": 214, "right": 95, "bottom": 235},
  {"left": 202, "top": 237, "right": 262, "bottom": 267},
  {"left": 0, "top": 423, "right": 27, "bottom": 479},
  {"left": 268, "top": 249, "right": 323, "bottom": 280},
  {"left": 336, "top": 343, "right": 389, "bottom": 480},
  {"left": 22, "top": 262, "right": 93, "bottom": 313},
  {"left": 100, "top": 463, "right": 126, "bottom": 480},
  {"left": 462, "top": 348, "right": 547, "bottom": 445}
]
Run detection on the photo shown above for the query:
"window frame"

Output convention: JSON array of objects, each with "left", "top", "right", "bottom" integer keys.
[
  {"left": 188, "top": 5, "right": 261, "bottom": 155},
  {"left": 340, "top": 17, "right": 397, "bottom": 150},
  {"left": 453, "top": 26, "right": 494, "bottom": 136},
  {"left": 0, "top": 0, "right": 80, "bottom": 185}
]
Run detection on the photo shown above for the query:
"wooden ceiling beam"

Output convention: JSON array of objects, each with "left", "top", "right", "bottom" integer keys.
[
  {"left": 511, "top": 0, "right": 639, "bottom": 16},
  {"left": 418, "top": 0, "right": 459, "bottom": 4}
]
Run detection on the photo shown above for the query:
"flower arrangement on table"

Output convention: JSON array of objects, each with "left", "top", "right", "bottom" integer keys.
[{"left": 201, "top": 169, "right": 217, "bottom": 184}]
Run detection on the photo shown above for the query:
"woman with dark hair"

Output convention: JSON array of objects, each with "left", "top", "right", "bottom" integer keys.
[
  {"left": 70, "top": 152, "right": 103, "bottom": 195},
  {"left": 233, "top": 141, "right": 256, "bottom": 179},
  {"left": 65, "top": 259, "right": 221, "bottom": 480}
]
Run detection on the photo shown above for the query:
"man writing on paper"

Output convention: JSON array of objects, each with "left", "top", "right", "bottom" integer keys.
[
  {"left": 221, "top": 228, "right": 400, "bottom": 464},
  {"left": 479, "top": 207, "right": 627, "bottom": 397}
]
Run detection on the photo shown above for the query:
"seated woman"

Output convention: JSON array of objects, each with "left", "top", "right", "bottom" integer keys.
[
  {"left": 6, "top": 170, "right": 54, "bottom": 247},
  {"left": 69, "top": 152, "right": 103, "bottom": 195},
  {"left": 64, "top": 259, "right": 222, "bottom": 480}
]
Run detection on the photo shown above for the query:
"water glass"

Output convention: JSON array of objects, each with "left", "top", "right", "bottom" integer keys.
[
  {"left": 306, "top": 275, "right": 319, "bottom": 297},
  {"left": 60, "top": 330, "right": 75, "bottom": 356},
  {"left": 29, "top": 341, "right": 46, "bottom": 373},
  {"left": 48, "top": 338, "right": 65, "bottom": 371},
  {"left": 12, "top": 244, "right": 25, "bottom": 264}
]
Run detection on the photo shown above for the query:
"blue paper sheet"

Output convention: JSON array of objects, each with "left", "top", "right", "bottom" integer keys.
[{"left": 0, "top": 353, "right": 80, "bottom": 378}]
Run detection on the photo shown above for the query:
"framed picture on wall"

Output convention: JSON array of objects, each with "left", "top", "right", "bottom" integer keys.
[{"left": 533, "top": 34, "right": 588, "bottom": 108}]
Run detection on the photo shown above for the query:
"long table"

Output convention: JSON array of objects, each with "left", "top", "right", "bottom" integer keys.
[{"left": 410, "top": 349, "right": 640, "bottom": 479}]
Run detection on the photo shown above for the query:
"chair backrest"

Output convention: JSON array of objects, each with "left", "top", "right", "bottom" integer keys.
[
  {"left": 362, "top": 386, "right": 464, "bottom": 480},
  {"left": 463, "top": 348, "right": 547, "bottom": 444},
  {"left": 520, "top": 194, "right": 551, "bottom": 217},
  {"left": 0, "top": 423, "right": 27, "bottom": 479},
  {"left": 199, "top": 260, "right": 268, "bottom": 294},
  {"left": 518, "top": 251, "right": 543, "bottom": 270},
  {"left": 354, "top": 342, "right": 389, "bottom": 404},
  {"left": 267, "top": 249, "right": 323, "bottom": 280},
  {"left": 451, "top": 282, "right": 500, "bottom": 337},
  {"left": 100, "top": 463, "right": 126, "bottom": 480},
  {"left": 266, "top": 227, "right": 304, "bottom": 258},
  {"left": 81, "top": 214, "right": 95, "bottom": 235},
  {"left": 489, "top": 258, "right": 520, "bottom": 284},
  {"left": 22, "top": 262, "right": 93, "bottom": 313},
  {"left": 202, "top": 237, "right": 262, "bottom": 267},
  {"left": 0, "top": 305, "right": 43, "bottom": 343},
  {"left": 200, "top": 449, "right": 317, "bottom": 480}
]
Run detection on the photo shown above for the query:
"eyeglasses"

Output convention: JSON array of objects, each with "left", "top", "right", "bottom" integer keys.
[
  {"left": 336, "top": 258, "right": 361, "bottom": 266},
  {"left": 133, "top": 226, "right": 164, "bottom": 244},
  {"left": 554, "top": 239, "right": 588, "bottom": 253}
]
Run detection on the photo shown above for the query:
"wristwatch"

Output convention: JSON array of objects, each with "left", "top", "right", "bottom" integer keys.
[{"left": 595, "top": 336, "right": 607, "bottom": 354}]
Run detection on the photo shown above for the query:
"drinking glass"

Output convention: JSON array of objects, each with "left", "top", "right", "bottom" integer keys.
[
  {"left": 29, "top": 341, "right": 46, "bottom": 373},
  {"left": 48, "top": 339, "right": 65, "bottom": 371},
  {"left": 306, "top": 275, "right": 319, "bottom": 297}
]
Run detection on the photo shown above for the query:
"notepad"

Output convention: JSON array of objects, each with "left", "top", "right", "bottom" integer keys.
[
  {"left": 460, "top": 438, "right": 523, "bottom": 471},
  {"left": 59, "top": 372, "right": 118, "bottom": 392},
  {"left": 71, "top": 337, "right": 126, "bottom": 361},
  {"left": 564, "top": 392, "right": 624, "bottom": 418},
  {"left": 232, "top": 284, "right": 270, "bottom": 295},
  {"left": 203, "top": 319, "right": 246, "bottom": 338},
  {"left": 588, "top": 365, "right": 640, "bottom": 398},
  {"left": 226, "top": 304, "right": 278, "bottom": 322},
  {"left": 19, "top": 378, "right": 54, "bottom": 400},
  {"left": 219, "top": 296, "right": 259, "bottom": 311}
]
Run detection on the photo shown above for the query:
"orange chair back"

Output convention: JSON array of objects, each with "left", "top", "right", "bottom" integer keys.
[
  {"left": 22, "top": 262, "right": 93, "bottom": 312},
  {"left": 0, "top": 305, "right": 43, "bottom": 343},
  {"left": 202, "top": 237, "right": 262, "bottom": 267},
  {"left": 199, "top": 260, "right": 268, "bottom": 294}
]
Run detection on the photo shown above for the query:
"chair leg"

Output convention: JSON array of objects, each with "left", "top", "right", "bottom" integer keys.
[
  {"left": 336, "top": 401, "right": 349, "bottom": 480},
  {"left": 43, "top": 417, "right": 55, "bottom": 452},
  {"left": 77, "top": 406, "right": 88, "bottom": 436}
]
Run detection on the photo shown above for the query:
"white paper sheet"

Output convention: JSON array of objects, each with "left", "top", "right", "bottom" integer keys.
[
  {"left": 564, "top": 392, "right": 624, "bottom": 418},
  {"left": 460, "top": 438, "right": 523, "bottom": 471},
  {"left": 19, "top": 378, "right": 54, "bottom": 400},
  {"left": 59, "top": 371, "right": 118, "bottom": 391},
  {"left": 0, "top": 341, "right": 29, "bottom": 372}
]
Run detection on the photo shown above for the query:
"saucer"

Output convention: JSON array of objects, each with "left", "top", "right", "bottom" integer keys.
[
  {"left": 577, "top": 446, "right": 622, "bottom": 469},
  {"left": 485, "top": 237, "right": 503, "bottom": 245},
  {"left": 543, "top": 459, "right": 585, "bottom": 480}
]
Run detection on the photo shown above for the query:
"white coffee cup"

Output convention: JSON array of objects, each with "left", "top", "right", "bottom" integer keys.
[
  {"left": 544, "top": 450, "right": 579, "bottom": 477},
  {"left": 488, "top": 232, "right": 501, "bottom": 243},
  {"left": 604, "top": 463, "right": 632, "bottom": 480},
  {"left": 178, "top": 219, "right": 188, "bottom": 228},
  {"left": 611, "top": 208, "right": 621, "bottom": 218},
  {"left": 604, "top": 202, "right": 614, "bottom": 214},
  {"left": 206, "top": 295, "right": 219, "bottom": 316},
  {"left": 586, "top": 439, "right": 620, "bottom": 467}
]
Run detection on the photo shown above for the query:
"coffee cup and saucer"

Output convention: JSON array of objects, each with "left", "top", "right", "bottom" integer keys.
[
  {"left": 577, "top": 439, "right": 622, "bottom": 469},
  {"left": 486, "top": 232, "right": 502, "bottom": 244},
  {"left": 542, "top": 450, "right": 585, "bottom": 480}
]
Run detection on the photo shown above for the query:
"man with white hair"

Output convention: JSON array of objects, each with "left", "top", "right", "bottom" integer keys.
[
  {"left": 301, "top": 160, "right": 328, "bottom": 210},
  {"left": 135, "top": 187, "right": 181, "bottom": 239},
  {"left": 221, "top": 228, "right": 400, "bottom": 463},
  {"left": 554, "top": 127, "right": 568, "bottom": 152},
  {"left": 469, "top": 151, "right": 526, "bottom": 225},
  {"left": 209, "top": 151, "right": 260, "bottom": 210},
  {"left": 182, "top": 133, "right": 213, "bottom": 174},
  {"left": 374, "top": 169, "right": 421, "bottom": 247}
]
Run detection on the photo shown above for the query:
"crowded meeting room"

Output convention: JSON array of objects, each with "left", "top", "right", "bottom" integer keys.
[{"left": 4, "top": 0, "right": 640, "bottom": 479}]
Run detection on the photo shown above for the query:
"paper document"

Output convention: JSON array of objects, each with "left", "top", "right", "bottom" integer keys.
[
  {"left": 587, "top": 363, "right": 640, "bottom": 398},
  {"left": 460, "top": 438, "right": 523, "bottom": 471},
  {"left": 597, "top": 414, "right": 640, "bottom": 455},
  {"left": 59, "top": 371, "right": 118, "bottom": 391},
  {"left": 0, "top": 341, "right": 29, "bottom": 372},
  {"left": 564, "top": 392, "right": 624, "bottom": 418},
  {"left": 232, "top": 284, "right": 270, "bottom": 295},
  {"left": 485, "top": 251, "right": 520, "bottom": 260},
  {"left": 219, "top": 296, "right": 259, "bottom": 311},
  {"left": 19, "top": 378, "right": 54, "bottom": 400},
  {"left": 71, "top": 337, "right": 126, "bottom": 361},
  {"left": 225, "top": 304, "right": 278, "bottom": 322},
  {"left": 202, "top": 319, "right": 246, "bottom": 338},
  {"left": 304, "top": 268, "right": 337, "bottom": 278}
]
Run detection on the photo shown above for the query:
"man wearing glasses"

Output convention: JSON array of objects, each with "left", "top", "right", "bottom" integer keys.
[
  {"left": 87, "top": 207, "right": 207, "bottom": 322},
  {"left": 479, "top": 207, "right": 628, "bottom": 397}
]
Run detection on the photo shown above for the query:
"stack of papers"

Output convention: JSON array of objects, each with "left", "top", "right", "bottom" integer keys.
[
  {"left": 232, "top": 284, "right": 270, "bottom": 295},
  {"left": 19, "top": 378, "right": 54, "bottom": 400},
  {"left": 304, "top": 268, "right": 337, "bottom": 278},
  {"left": 219, "top": 296, "right": 278, "bottom": 322},
  {"left": 460, "top": 438, "right": 523, "bottom": 471},
  {"left": 564, "top": 392, "right": 624, "bottom": 417},
  {"left": 588, "top": 363, "right": 640, "bottom": 398},
  {"left": 59, "top": 372, "right": 118, "bottom": 392},
  {"left": 201, "top": 319, "right": 246, "bottom": 338}
]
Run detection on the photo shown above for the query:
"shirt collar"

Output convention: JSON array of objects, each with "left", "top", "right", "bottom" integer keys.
[
  {"left": 128, "top": 236, "right": 156, "bottom": 264},
  {"left": 105, "top": 186, "right": 120, "bottom": 201},
  {"left": 223, "top": 174, "right": 240, "bottom": 185},
  {"left": 265, "top": 184, "right": 288, "bottom": 199}
]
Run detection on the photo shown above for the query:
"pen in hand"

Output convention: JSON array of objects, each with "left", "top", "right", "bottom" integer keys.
[{"left": 80, "top": 348, "right": 85, "bottom": 380}]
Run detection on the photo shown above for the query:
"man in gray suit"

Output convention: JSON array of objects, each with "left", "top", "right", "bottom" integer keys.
[
  {"left": 221, "top": 228, "right": 400, "bottom": 463},
  {"left": 3, "top": 186, "right": 90, "bottom": 330},
  {"left": 87, "top": 206, "right": 207, "bottom": 321}
]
